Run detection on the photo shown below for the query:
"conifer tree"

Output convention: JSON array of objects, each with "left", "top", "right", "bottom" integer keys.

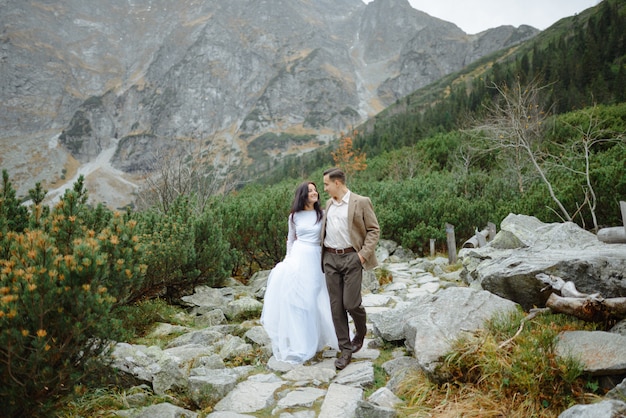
[{"left": 0, "top": 169, "right": 28, "bottom": 235}]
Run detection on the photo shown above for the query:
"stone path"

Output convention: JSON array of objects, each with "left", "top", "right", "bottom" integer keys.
[
  {"left": 198, "top": 258, "right": 446, "bottom": 417},
  {"left": 113, "top": 255, "right": 442, "bottom": 417}
]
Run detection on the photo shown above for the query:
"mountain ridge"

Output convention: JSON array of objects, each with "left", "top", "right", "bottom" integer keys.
[{"left": 0, "top": 0, "right": 539, "bottom": 208}]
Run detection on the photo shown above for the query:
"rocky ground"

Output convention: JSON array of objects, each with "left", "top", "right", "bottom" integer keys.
[
  {"left": 102, "top": 216, "right": 626, "bottom": 418},
  {"left": 107, "top": 248, "right": 463, "bottom": 417}
]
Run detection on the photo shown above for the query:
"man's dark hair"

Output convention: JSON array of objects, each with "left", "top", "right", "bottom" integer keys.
[{"left": 323, "top": 167, "right": 346, "bottom": 184}]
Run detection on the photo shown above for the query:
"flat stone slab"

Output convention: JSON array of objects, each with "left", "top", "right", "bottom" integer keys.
[
  {"left": 213, "top": 376, "right": 285, "bottom": 413},
  {"left": 318, "top": 383, "right": 363, "bottom": 418},
  {"left": 555, "top": 331, "right": 626, "bottom": 375}
]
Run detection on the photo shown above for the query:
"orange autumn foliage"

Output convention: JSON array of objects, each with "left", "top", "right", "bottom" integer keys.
[{"left": 331, "top": 131, "right": 367, "bottom": 177}]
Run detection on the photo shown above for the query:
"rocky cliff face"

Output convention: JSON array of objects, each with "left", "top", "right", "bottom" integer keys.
[{"left": 0, "top": 0, "right": 538, "bottom": 207}]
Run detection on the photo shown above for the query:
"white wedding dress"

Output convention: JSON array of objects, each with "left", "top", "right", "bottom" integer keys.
[{"left": 261, "top": 210, "right": 338, "bottom": 364}]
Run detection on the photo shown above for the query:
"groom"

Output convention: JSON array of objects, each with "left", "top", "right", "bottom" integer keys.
[{"left": 321, "top": 167, "right": 380, "bottom": 370}]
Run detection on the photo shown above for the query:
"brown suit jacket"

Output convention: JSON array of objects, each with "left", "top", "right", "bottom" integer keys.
[{"left": 321, "top": 191, "right": 380, "bottom": 271}]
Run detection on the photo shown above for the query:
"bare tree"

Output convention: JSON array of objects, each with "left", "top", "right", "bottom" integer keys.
[
  {"left": 467, "top": 77, "right": 572, "bottom": 221},
  {"left": 556, "top": 105, "right": 626, "bottom": 231},
  {"left": 134, "top": 139, "right": 243, "bottom": 213},
  {"left": 450, "top": 129, "right": 507, "bottom": 197},
  {"left": 466, "top": 77, "right": 626, "bottom": 227}
]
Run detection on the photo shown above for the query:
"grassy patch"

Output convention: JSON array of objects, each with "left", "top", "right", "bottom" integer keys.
[
  {"left": 112, "top": 298, "right": 191, "bottom": 344},
  {"left": 375, "top": 265, "right": 393, "bottom": 286},
  {"left": 395, "top": 310, "right": 602, "bottom": 417},
  {"left": 364, "top": 340, "right": 405, "bottom": 398}
]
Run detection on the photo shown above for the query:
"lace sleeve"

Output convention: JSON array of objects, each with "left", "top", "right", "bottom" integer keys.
[{"left": 285, "top": 213, "right": 296, "bottom": 257}]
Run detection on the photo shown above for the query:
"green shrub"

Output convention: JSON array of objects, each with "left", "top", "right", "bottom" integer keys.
[
  {"left": 357, "top": 175, "right": 500, "bottom": 254},
  {"left": 1, "top": 169, "right": 29, "bottom": 257},
  {"left": 0, "top": 229, "right": 128, "bottom": 416},
  {"left": 134, "top": 196, "right": 199, "bottom": 300},
  {"left": 0, "top": 180, "right": 147, "bottom": 416},
  {"left": 192, "top": 208, "right": 233, "bottom": 287},
  {"left": 213, "top": 182, "right": 294, "bottom": 277}
]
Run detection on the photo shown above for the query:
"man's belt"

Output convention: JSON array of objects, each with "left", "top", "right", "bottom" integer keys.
[{"left": 324, "top": 246, "right": 356, "bottom": 254}]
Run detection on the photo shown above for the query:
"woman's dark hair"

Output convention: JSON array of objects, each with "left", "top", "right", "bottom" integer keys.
[{"left": 290, "top": 181, "right": 323, "bottom": 223}]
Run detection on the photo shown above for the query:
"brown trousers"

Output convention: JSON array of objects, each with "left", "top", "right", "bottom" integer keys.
[{"left": 323, "top": 251, "right": 367, "bottom": 354}]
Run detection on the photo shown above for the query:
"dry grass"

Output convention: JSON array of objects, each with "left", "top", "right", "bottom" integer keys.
[
  {"left": 376, "top": 265, "right": 394, "bottom": 286},
  {"left": 395, "top": 310, "right": 602, "bottom": 418}
]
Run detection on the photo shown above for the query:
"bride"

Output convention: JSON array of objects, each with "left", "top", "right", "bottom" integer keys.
[{"left": 261, "top": 181, "right": 338, "bottom": 364}]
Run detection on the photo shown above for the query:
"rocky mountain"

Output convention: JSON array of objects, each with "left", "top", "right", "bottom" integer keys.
[{"left": 0, "top": 0, "right": 538, "bottom": 208}]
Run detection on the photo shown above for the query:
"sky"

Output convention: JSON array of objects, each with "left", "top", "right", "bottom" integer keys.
[{"left": 363, "top": 0, "right": 602, "bottom": 34}]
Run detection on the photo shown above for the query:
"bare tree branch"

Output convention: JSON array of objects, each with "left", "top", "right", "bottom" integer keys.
[
  {"left": 134, "top": 138, "right": 243, "bottom": 213},
  {"left": 468, "top": 77, "right": 571, "bottom": 221},
  {"left": 562, "top": 104, "right": 625, "bottom": 231}
]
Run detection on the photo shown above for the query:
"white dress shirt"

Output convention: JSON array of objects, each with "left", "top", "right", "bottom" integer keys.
[{"left": 324, "top": 190, "right": 352, "bottom": 249}]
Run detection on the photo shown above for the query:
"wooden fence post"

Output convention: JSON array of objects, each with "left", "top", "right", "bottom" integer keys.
[
  {"left": 446, "top": 223, "right": 457, "bottom": 264},
  {"left": 430, "top": 238, "right": 435, "bottom": 258}
]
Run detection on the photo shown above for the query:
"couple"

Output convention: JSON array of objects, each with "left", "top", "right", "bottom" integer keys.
[{"left": 261, "top": 167, "right": 380, "bottom": 370}]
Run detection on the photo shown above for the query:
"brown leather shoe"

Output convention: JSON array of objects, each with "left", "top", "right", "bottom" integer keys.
[
  {"left": 351, "top": 334, "right": 365, "bottom": 353},
  {"left": 335, "top": 351, "right": 352, "bottom": 370}
]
